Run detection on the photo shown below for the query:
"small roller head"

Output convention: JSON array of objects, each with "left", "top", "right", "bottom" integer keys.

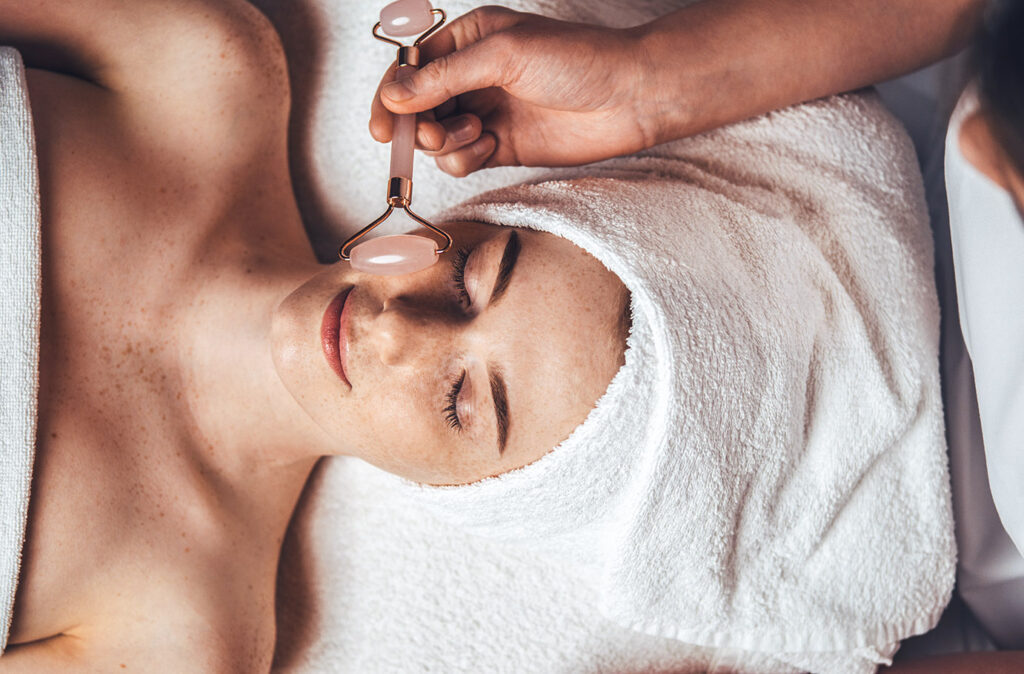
[
  {"left": 379, "top": 0, "right": 434, "bottom": 37},
  {"left": 349, "top": 234, "right": 439, "bottom": 276}
]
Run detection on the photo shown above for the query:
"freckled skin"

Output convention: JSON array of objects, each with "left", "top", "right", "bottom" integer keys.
[
  {"left": 9, "top": 3, "right": 314, "bottom": 670},
  {"left": 5, "top": 1, "right": 628, "bottom": 669},
  {"left": 273, "top": 222, "right": 628, "bottom": 485}
]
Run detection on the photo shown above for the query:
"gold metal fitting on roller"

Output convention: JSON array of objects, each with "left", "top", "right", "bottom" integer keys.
[
  {"left": 387, "top": 176, "right": 412, "bottom": 206},
  {"left": 338, "top": 195, "right": 453, "bottom": 261},
  {"left": 396, "top": 46, "right": 420, "bottom": 68}
]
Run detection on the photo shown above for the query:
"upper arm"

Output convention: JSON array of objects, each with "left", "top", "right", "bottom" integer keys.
[
  {"left": 9, "top": 0, "right": 288, "bottom": 177},
  {"left": 3, "top": 0, "right": 289, "bottom": 150},
  {"left": 0, "top": 0, "right": 285, "bottom": 89}
]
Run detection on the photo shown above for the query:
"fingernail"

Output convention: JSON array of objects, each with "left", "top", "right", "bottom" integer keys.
[
  {"left": 472, "top": 135, "right": 495, "bottom": 158},
  {"left": 450, "top": 117, "right": 475, "bottom": 142},
  {"left": 382, "top": 81, "right": 414, "bottom": 102}
]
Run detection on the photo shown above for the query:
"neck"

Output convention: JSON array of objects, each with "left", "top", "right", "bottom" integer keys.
[{"left": 173, "top": 227, "right": 335, "bottom": 535}]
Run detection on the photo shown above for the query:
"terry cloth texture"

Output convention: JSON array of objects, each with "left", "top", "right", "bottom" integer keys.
[
  {"left": 260, "top": 1, "right": 952, "bottom": 672},
  {"left": 0, "top": 47, "right": 41, "bottom": 655},
  {"left": 389, "top": 91, "right": 954, "bottom": 674}
]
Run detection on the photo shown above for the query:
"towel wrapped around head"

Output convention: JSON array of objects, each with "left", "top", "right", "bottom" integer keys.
[{"left": 387, "top": 92, "right": 955, "bottom": 671}]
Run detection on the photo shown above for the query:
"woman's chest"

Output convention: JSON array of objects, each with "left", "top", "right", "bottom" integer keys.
[
  {"left": 8, "top": 67, "right": 297, "bottom": 664},
  {"left": 8, "top": 419, "right": 276, "bottom": 664},
  {"left": 14, "top": 256, "right": 267, "bottom": 647},
  {"left": 7, "top": 273, "right": 281, "bottom": 660},
  {"left": 11, "top": 399, "right": 170, "bottom": 631}
]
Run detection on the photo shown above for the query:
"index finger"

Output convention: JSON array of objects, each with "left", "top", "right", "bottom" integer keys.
[
  {"left": 370, "top": 6, "right": 524, "bottom": 141},
  {"left": 369, "top": 61, "right": 402, "bottom": 143},
  {"left": 369, "top": 61, "right": 399, "bottom": 143},
  {"left": 417, "top": 6, "right": 525, "bottom": 65},
  {"left": 369, "top": 60, "right": 446, "bottom": 150}
]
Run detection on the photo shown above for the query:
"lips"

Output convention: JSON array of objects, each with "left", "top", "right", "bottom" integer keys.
[{"left": 321, "top": 287, "right": 353, "bottom": 387}]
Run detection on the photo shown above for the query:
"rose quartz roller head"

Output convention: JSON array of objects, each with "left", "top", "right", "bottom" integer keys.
[{"left": 338, "top": 0, "right": 450, "bottom": 276}]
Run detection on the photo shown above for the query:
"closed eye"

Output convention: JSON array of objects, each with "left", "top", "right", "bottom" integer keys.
[
  {"left": 450, "top": 247, "right": 471, "bottom": 308},
  {"left": 443, "top": 370, "right": 466, "bottom": 431}
]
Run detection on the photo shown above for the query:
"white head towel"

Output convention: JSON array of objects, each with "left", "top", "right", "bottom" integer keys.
[
  {"left": 389, "top": 94, "right": 956, "bottom": 668},
  {"left": 0, "top": 47, "right": 41, "bottom": 655}
]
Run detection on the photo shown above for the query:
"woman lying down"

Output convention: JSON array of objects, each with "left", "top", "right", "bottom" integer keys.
[{"left": 0, "top": 0, "right": 951, "bottom": 672}]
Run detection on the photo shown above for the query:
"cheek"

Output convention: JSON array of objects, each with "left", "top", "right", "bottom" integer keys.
[
  {"left": 349, "top": 390, "right": 499, "bottom": 484},
  {"left": 346, "top": 378, "right": 445, "bottom": 470}
]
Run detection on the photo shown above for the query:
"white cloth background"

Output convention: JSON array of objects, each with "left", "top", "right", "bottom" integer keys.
[
  {"left": 255, "top": 2, "right": 966, "bottom": 672},
  {"left": 258, "top": 5, "right": 806, "bottom": 670}
]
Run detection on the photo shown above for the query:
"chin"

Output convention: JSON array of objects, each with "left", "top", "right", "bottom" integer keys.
[
  {"left": 269, "top": 266, "right": 350, "bottom": 436},
  {"left": 269, "top": 282, "right": 315, "bottom": 405}
]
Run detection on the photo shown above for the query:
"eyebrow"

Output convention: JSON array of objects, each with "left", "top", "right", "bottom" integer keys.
[
  {"left": 488, "top": 230, "right": 521, "bottom": 306},
  {"left": 482, "top": 230, "right": 519, "bottom": 455},
  {"left": 488, "top": 367, "right": 509, "bottom": 455}
]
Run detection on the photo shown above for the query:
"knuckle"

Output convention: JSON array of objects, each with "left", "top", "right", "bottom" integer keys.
[
  {"left": 474, "top": 6, "right": 517, "bottom": 32},
  {"left": 452, "top": 6, "right": 517, "bottom": 48},
  {"left": 482, "top": 33, "right": 520, "bottom": 83},
  {"left": 485, "top": 31, "right": 517, "bottom": 56},
  {"left": 460, "top": 7, "right": 490, "bottom": 41},
  {"left": 418, "top": 57, "right": 450, "bottom": 96}
]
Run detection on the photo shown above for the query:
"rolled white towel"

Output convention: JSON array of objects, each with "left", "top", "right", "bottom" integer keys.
[
  {"left": 385, "top": 90, "right": 954, "bottom": 673},
  {"left": 263, "top": 0, "right": 954, "bottom": 669},
  {"left": 274, "top": 91, "right": 954, "bottom": 674},
  {"left": 0, "top": 46, "right": 42, "bottom": 655}
]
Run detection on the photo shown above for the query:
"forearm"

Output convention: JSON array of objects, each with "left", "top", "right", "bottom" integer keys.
[{"left": 636, "top": 0, "right": 987, "bottom": 143}]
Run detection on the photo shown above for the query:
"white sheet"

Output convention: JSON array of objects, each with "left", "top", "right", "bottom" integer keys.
[{"left": 259, "top": 2, "right": 956, "bottom": 672}]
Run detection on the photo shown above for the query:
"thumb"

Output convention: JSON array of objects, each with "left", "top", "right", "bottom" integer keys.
[{"left": 380, "top": 35, "right": 515, "bottom": 114}]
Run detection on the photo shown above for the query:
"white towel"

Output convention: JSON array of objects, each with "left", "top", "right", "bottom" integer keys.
[
  {"left": 383, "top": 92, "right": 954, "bottom": 671},
  {"left": 275, "top": 457, "right": 804, "bottom": 674},
  {"left": 260, "top": 2, "right": 953, "bottom": 672},
  {"left": 0, "top": 47, "right": 41, "bottom": 655}
]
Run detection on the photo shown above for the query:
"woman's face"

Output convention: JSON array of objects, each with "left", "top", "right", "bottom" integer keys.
[{"left": 272, "top": 221, "right": 628, "bottom": 485}]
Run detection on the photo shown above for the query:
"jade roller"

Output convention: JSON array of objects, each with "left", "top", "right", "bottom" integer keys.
[{"left": 338, "top": 0, "right": 450, "bottom": 276}]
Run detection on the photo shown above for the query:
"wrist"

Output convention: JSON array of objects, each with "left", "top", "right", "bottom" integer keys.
[{"left": 630, "top": 18, "right": 709, "bottom": 146}]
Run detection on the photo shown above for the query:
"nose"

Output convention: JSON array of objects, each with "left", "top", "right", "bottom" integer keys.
[{"left": 368, "top": 297, "right": 453, "bottom": 367}]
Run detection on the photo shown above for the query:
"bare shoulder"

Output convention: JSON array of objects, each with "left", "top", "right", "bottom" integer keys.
[
  {"left": 108, "top": 1, "right": 292, "bottom": 169},
  {"left": 6, "top": 0, "right": 290, "bottom": 108},
  {"left": 17, "top": 1, "right": 291, "bottom": 176},
  {"left": 22, "top": 3, "right": 294, "bottom": 251},
  {"left": 116, "top": 2, "right": 292, "bottom": 132}
]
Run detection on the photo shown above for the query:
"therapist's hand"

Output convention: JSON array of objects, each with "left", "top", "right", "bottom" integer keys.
[
  {"left": 368, "top": 6, "right": 656, "bottom": 176},
  {"left": 370, "top": 1, "right": 984, "bottom": 178}
]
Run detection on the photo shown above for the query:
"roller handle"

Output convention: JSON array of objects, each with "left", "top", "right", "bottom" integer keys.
[{"left": 389, "top": 66, "right": 416, "bottom": 181}]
